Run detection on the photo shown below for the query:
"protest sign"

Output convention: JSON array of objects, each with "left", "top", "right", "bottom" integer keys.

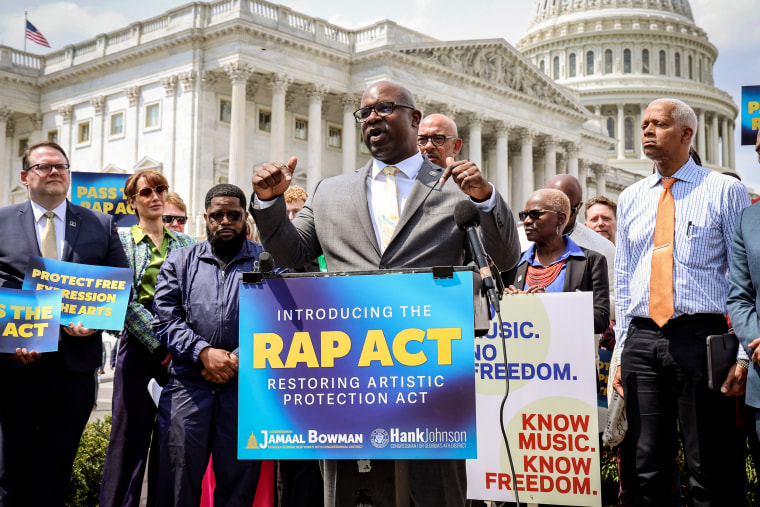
[
  {"left": 0, "top": 286, "right": 62, "bottom": 353},
  {"left": 70, "top": 171, "right": 136, "bottom": 227}
]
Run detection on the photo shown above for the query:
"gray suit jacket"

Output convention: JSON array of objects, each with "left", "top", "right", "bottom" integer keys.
[
  {"left": 252, "top": 158, "right": 519, "bottom": 273},
  {"left": 727, "top": 203, "right": 760, "bottom": 408}
]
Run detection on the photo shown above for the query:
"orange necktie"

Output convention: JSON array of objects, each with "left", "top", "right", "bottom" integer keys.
[{"left": 649, "top": 177, "right": 676, "bottom": 327}]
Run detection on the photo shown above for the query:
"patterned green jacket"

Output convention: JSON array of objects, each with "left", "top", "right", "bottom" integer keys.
[{"left": 119, "top": 225, "right": 196, "bottom": 352}]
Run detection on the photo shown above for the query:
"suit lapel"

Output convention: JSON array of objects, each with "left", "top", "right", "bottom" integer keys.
[
  {"left": 350, "top": 162, "right": 381, "bottom": 256},
  {"left": 393, "top": 159, "right": 443, "bottom": 240},
  {"left": 563, "top": 255, "right": 585, "bottom": 292},
  {"left": 62, "top": 201, "right": 82, "bottom": 262},
  {"left": 19, "top": 201, "right": 42, "bottom": 257}
]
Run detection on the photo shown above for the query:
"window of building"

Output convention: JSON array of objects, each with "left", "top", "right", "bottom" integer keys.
[
  {"left": 553, "top": 56, "right": 560, "bottom": 79},
  {"left": 586, "top": 51, "right": 594, "bottom": 75},
  {"left": 606, "top": 117, "right": 615, "bottom": 138},
  {"left": 258, "top": 109, "right": 271, "bottom": 133},
  {"left": 77, "top": 121, "right": 90, "bottom": 145},
  {"left": 569, "top": 53, "right": 576, "bottom": 78},
  {"left": 47, "top": 130, "right": 58, "bottom": 144},
  {"left": 688, "top": 55, "right": 693, "bottom": 80},
  {"left": 110, "top": 111, "right": 124, "bottom": 138},
  {"left": 659, "top": 50, "right": 666, "bottom": 75},
  {"left": 698, "top": 58, "right": 703, "bottom": 82},
  {"left": 18, "top": 138, "right": 29, "bottom": 157},
  {"left": 604, "top": 49, "right": 613, "bottom": 74},
  {"left": 674, "top": 52, "right": 681, "bottom": 77},
  {"left": 328, "top": 126, "right": 342, "bottom": 148},
  {"left": 623, "top": 49, "right": 631, "bottom": 74},
  {"left": 144, "top": 102, "right": 160, "bottom": 130},
  {"left": 624, "top": 117, "right": 634, "bottom": 152},
  {"left": 539, "top": 60, "right": 545, "bottom": 73},
  {"left": 295, "top": 118, "right": 308, "bottom": 141},
  {"left": 642, "top": 49, "right": 650, "bottom": 74},
  {"left": 219, "top": 99, "right": 232, "bottom": 123}
]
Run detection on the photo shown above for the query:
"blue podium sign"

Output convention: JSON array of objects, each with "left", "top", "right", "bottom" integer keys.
[{"left": 238, "top": 271, "right": 477, "bottom": 459}]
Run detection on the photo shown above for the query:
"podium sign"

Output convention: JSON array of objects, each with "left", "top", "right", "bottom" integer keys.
[
  {"left": 467, "top": 293, "right": 602, "bottom": 506},
  {"left": 238, "top": 271, "right": 477, "bottom": 459}
]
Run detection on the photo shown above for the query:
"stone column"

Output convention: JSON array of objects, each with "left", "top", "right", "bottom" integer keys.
[
  {"left": 579, "top": 160, "right": 590, "bottom": 198},
  {"left": 0, "top": 107, "right": 10, "bottom": 205},
  {"left": 468, "top": 114, "right": 484, "bottom": 168},
  {"left": 494, "top": 121, "right": 510, "bottom": 200},
  {"left": 268, "top": 73, "right": 291, "bottom": 164},
  {"left": 543, "top": 137, "right": 559, "bottom": 186},
  {"left": 29, "top": 113, "right": 43, "bottom": 145},
  {"left": 306, "top": 84, "right": 328, "bottom": 193},
  {"left": 616, "top": 104, "right": 625, "bottom": 159},
  {"left": 161, "top": 75, "right": 179, "bottom": 185},
  {"left": 565, "top": 142, "right": 580, "bottom": 179},
  {"left": 519, "top": 129, "right": 536, "bottom": 208},
  {"left": 594, "top": 105, "right": 604, "bottom": 134},
  {"left": 697, "top": 109, "right": 706, "bottom": 161},
  {"left": 58, "top": 105, "right": 73, "bottom": 158},
  {"left": 593, "top": 165, "right": 608, "bottom": 196},
  {"left": 90, "top": 96, "right": 105, "bottom": 171},
  {"left": 124, "top": 86, "right": 140, "bottom": 169},
  {"left": 341, "top": 94, "right": 358, "bottom": 174},
  {"left": 224, "top": 62, "right": 253, "bottom": 187},
  {"left": 710, "top": 113, "right": 719, "bottom": 165},
  {"left": 728, "top": 121, "right": 735, "bottom": 169},
  {"left": 721, "top": 116, "right": 729, "bottom": 168}
]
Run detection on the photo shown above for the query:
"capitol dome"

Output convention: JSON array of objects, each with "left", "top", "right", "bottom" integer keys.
[{"left": 517, "top": 0, "right": 737, "bottom": 178}]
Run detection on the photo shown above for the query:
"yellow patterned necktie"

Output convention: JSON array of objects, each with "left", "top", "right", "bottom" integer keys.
[
  {"left": 378, "top": 166, "right": 400, "bottom": 251},
  {"left": 649, "top": 177, "right": 676, "bottom": 327},
  {"left": 41, "top": 211, "right": 58, "bottom": 260}
]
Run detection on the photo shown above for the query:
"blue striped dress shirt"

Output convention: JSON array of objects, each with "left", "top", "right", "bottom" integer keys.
[{"left": 614, "top": 157, "right": 750, "bottom": 361}]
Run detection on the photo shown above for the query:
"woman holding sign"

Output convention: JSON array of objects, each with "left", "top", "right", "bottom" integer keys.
[
  {"left": 100, "top": 170, "right": 195, "bottom": 507},
  {"left": 505, "top": 188, "right": 609, "bottom": 333}
]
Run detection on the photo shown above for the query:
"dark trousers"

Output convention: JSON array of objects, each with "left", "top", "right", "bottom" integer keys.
[
  {"left": 621, "top": 315, "right": 745, "bottom": 506},
  {"left": 0, "top": 353, "right": 95, "bottom": 507},
  {"left": 156, "top": 376, "right": 261, "bottom": 507},
  {"left": 276, "top": 459, "right": 324, "bottom": 507},
  {"left": 100, "top": 331, "right": 168, "bottom": 507}
]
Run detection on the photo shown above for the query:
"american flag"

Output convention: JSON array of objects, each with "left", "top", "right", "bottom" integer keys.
[{"left": 25, "top": 20, "right": 50, "bottom": 48}]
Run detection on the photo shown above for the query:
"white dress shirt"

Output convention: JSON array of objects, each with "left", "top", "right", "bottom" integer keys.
[{"left": 30, "top": 199, "right": 67, "bottom": 261}]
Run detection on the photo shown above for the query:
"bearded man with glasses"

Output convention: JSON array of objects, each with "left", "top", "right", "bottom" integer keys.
[{"left": 0, "top": 141, "right": 129, "bottom": 506}]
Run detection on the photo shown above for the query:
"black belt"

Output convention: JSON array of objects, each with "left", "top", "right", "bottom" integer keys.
[{"left": 632, "top": 313, "right": 727, "bottom": 328}]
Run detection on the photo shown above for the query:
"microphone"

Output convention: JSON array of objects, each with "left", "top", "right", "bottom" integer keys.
[
  {"left": 258, "top": 252, "right": 275, "bottom": 273},
  {"left": 454, "top": 200, "right": 501, "bottom": 312}
]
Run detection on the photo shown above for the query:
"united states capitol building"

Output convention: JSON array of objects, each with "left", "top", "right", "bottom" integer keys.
[{"left": 0, "top": 0, "right": 737, "bottom": 232}]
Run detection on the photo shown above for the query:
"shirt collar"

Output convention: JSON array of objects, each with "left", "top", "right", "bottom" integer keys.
[
  {"left": 371, "top": 151, "right": 424, "bottom": 181},
  {"left": 520, "top": 235, "right": 585, "bottom": 267},
  {"left": 30, "top": 199, "right": 67, "bottom": 223},
  {"left": 131, "top": 223, "right": 176, "bottom": 244},
  {"left": 649, "top": 156, "right": 699, "bottom": 187}
]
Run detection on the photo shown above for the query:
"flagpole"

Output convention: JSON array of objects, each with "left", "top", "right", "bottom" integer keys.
[{"left": 24, "top": 10, "right": 27, "bottom": 52}]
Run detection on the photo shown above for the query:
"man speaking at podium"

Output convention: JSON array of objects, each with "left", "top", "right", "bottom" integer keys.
[{"left": 251, "top": 81, "right": 519, "bottom": 506}]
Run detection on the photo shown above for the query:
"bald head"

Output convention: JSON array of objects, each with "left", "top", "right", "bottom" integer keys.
[
  {"left": 418, "top": 114, "right": 463, "bottom": 167},
  {"left": 545, "top": 174, "right": 583, "bottom": 232}
]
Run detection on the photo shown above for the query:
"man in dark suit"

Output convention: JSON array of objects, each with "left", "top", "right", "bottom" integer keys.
[
  {"left": 251, "top": 81, "right": 520, "bottom": 506},
  {"left": 0, "top": 141, "right": 129, "bottom": 506}
]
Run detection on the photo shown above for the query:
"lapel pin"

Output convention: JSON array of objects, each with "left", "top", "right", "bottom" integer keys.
[
  {"left": 69, "top": 220, "right": 76, "bottom": 227},
  {"left": 429, "top": 171, "right": 438, "bottom": 176}
]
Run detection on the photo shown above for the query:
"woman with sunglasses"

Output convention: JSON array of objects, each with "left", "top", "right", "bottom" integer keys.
[
  {"left": 100, "top": 170, "right": 196, "bottom": 507},
  {"left": 505, "top": 188, "right": 609, "bottom": 334}
]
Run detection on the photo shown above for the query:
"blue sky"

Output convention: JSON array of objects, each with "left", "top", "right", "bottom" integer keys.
[{"left": 1, "top": 0, "right": 757, "bottom": 188}]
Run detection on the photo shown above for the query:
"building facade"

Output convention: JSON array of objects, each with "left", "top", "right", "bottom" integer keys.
[
  {"left": 517, "top": 0, "right": 737, "bottom": 184},
  {"left": 2, "top": 0, "right": 664, "bottom": 234}
]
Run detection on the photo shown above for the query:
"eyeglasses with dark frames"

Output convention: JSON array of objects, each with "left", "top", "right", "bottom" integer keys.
[
  {"left": 134, "top": 185, "right": 169, "bottom": 199},
  {"left": 207, "top": 211, "right": 244, "bottom": 224},
  {"left": 353, "top": 102, "right": 415, "bottom": 123},
  {"left": 518, "top": 209, "right": 561, "bottom": 222},
  {"left": 162, "top": 215, "right": 188, "bottom": 225},
  {"left": 569, "top": 202, "right": 583, "bottom": 215},
  {"left": 417, "top": 135, "right": 458, "bottom": 147},
  {"left": 27, "top": 163, "right": 70, "bottom": 174}
]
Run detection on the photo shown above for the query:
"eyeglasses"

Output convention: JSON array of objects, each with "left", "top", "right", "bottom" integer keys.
[
  {"left": 207, "top": 211, "right": 244, "bottom": 224},
  {"left": 162, "top": 215, "right": 188, "bottom": 225},
  {"left": 570, "top": 202, "right": 583, "bottom": 215},
  {"left": 519, "top": 209, "right": 561, "bottom": 222},
  {"left": 27, "top": 163, "right": 70, "bottom": 174},
  {"left": 134, "top": 185, "right": 169, "bottom": 198},
  {"left": 417, "top": 135, "right": 458, "bottom": 147},
  {"left": 353, "top": 101, "right": 415, "bottom": 123}
]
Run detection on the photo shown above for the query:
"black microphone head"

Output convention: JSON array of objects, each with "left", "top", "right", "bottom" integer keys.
[
  {"left": 258, "top": 252, "right": 275, "bottom": 273},
  {"left": 454, "top": 200, "right": 480, "bottom": 230}
]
